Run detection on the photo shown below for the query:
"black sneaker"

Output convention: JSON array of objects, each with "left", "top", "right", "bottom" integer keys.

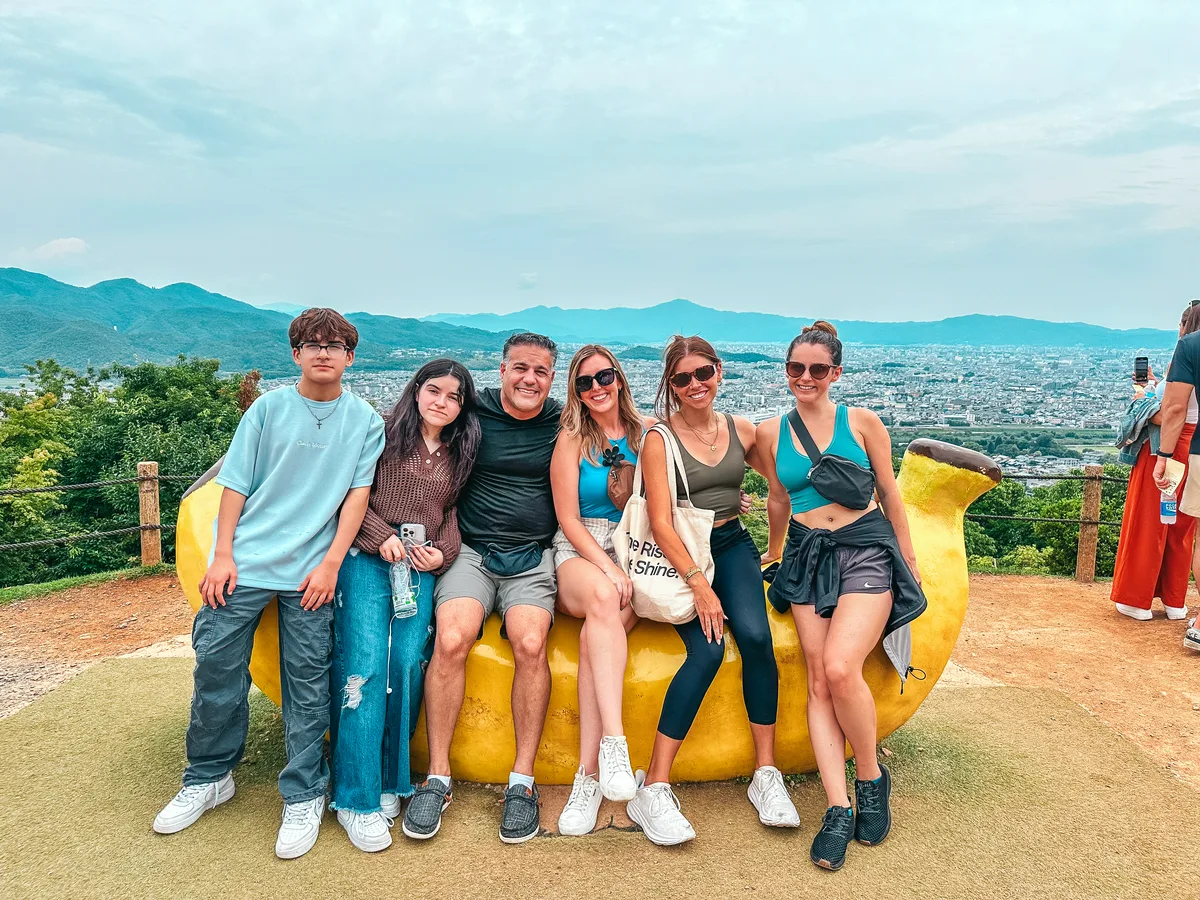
[
  {"left": 402, "top": 778, "right": 452, "bottom": 840},
  {"left": 854, "top": 764, "right": 892, "bottom": 846},
  {"left": 499, "top": 783, "right": 541, "bottom": 844},
  {"left": 810, "top": 805, "right": 854, "bottom": 871}
]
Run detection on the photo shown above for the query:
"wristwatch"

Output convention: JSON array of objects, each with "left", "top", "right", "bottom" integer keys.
[{"left": 1157, "top": 448, "right": 1176, "bottom": 458}]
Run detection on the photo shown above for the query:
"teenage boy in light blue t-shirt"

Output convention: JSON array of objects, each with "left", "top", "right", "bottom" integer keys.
[{"left": 153, "top": 308, "right": 385, "bottom": 860}]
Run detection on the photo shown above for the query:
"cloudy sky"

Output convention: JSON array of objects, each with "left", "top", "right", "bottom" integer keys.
[{"left": 1, "top": 1, "right": 1197, "bottom": 326}]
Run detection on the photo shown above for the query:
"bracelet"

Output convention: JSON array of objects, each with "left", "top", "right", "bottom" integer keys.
[
  {"left": 682, "top": 565, "right": 702, "bottom": 582},
  {"left": 1158, "top": 449, "right": 1176, "bottom": 458}
]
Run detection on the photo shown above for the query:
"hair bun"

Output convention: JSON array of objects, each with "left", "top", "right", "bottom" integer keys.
[{"left": 802, "top": 320, "right": 838, "bottom": 338}]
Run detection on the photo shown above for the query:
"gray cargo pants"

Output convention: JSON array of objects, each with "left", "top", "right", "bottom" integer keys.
[{"left": 182, "top": 585, "right": 333, "bottom": 804}]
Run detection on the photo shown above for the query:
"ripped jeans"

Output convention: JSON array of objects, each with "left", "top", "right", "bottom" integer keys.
[{"left": 329, "top": 548, "right": 435, "bottom": 813}]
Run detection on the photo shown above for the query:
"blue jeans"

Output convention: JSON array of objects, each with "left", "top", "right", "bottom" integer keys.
[
  {"left": 329, "top": 549, "right": 435, "bottom": 813},
  {"left": 184, "top": 584, "right": 333, "bottom": 803}
]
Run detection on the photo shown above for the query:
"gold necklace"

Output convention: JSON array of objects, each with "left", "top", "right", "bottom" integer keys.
[{"left": 682, "top": 414, "right": 720, "bottom": 452}]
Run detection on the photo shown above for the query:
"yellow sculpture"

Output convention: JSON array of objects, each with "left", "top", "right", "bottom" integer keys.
[{"left": 176, "top": 439, "right": 999, "bottom": 783}]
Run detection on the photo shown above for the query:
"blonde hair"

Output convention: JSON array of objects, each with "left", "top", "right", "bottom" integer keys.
[
  {"left": 655, "top": 334, "right": 722, "bottom": 420},
  {"left": 561, "top": 345, "right": 644, "bottom": 464}
]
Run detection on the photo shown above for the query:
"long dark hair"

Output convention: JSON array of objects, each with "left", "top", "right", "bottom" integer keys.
[{"left": 381, "top": 358, "right": 481, "bottom": 501}]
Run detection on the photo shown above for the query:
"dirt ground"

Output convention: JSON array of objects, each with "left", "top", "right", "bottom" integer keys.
[
  {"left": 0, "top": 574, "right": 191, "bottom": 716},
  {"left": 961, "top": 574, "right": 1200, "bottom": 789}
]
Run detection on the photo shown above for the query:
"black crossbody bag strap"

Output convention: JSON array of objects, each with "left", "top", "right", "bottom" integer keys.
[{"left": 787, "top": 408, "right": 824, "bottom": 463}]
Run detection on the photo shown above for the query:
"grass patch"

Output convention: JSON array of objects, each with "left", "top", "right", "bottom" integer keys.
[
  {"left": 0, "top": 564, "right": 174, "bottom": 605},
  {"left": 236, "top": 689, "right": 288, "bottom": 785},
  {"left": 879, "top": 719, "right": 1011, "bottom": 798}
]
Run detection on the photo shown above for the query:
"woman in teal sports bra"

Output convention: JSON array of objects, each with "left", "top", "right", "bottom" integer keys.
[
  {"left": 550, "top": 345, "right": 651, "bottom": 835},
  {"left": 757, "top": 320, "right": 924, "bottom": 873}
]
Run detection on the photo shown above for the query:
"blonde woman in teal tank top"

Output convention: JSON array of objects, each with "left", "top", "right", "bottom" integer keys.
[
  {"left": 756, "top": 321, "right": 923, "bottom": 872},
  {"left": 550, "top": 345, "right": 655, "bottom": 835}
]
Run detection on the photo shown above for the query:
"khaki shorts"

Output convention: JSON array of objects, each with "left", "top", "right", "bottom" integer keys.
[
  {"left": 433, "top": 543, "right": 556, "bottom": 628},
  {"left": 1181, "top": 455, "right": 1200, "bottom": 517}
]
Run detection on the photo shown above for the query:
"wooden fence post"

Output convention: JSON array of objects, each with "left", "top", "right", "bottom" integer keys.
[
  {"left": 138, "top": 461, "right": 162, "bottom": 567},
  {"left": 1075, "top": 464, "right": 1103, "bottom": 583}
]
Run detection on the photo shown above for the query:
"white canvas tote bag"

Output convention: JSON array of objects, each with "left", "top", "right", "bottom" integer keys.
[{"left": 613, "top": 423, "right": 715, "bottom": 624}]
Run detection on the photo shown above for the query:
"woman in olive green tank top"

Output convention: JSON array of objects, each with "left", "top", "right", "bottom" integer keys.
[{"left": 624, "top": 336, "right": 799, "bottom": 847}]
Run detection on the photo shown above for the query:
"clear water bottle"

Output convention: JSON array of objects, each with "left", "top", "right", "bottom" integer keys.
[
  {"left": 389, "top": 559, "right": 419, "bottom": 618},
  {"left": 1161, "top": 490, "right": 1178, "bottom": 525}
]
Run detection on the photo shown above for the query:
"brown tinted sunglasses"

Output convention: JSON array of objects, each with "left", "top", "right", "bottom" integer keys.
[
  {"left": 786, "top": 361, "right": 834, "bottom": 380},
  {"left": 669, "top": 364, "right": 717, "bottom": 388}
]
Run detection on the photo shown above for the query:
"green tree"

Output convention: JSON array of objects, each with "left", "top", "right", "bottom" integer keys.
[
  {"left": 963, "top": 519, "right": 997, "bottom": 558},
  {"left": 0, "top": 357, "right": 244, "bottom": 586}
]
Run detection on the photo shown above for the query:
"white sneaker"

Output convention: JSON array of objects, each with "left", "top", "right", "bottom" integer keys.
[
  {"left": 275, "top": 796, "right": 325, "bottom": 859},
  {"left": 558, "top": 767, "right": 602, "bottom": 836},
  {"left": 598, "top": 735, "right": 637, "bottom": 802},
  {"left": 153, "top": 773, "right": 235, "bottom": 834},
  {"left": 747, "top": 765, "right": 800, "bottom": 827},
  {"left": 1115, "top": 603, "right": 1152, "bottom": 621},
  {"left": 379, "top": 793, "right": 401, "bottom": 818},
  {"left": 337, "top": 808, "right": 392, "bottom": 852},
  {"left": 1185, "top": 626, "right": 1200, "bottom": 652},
  {"left": 626, "top": 770, "right": 696, "bottom": 846},
  {"left": 1166, "top": 605, "right": 1189, "bottom": 621}
]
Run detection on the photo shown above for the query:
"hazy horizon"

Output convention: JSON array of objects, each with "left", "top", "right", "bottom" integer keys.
[{"left": 3, "top": 3, "right": 1198, "bottom": 327}]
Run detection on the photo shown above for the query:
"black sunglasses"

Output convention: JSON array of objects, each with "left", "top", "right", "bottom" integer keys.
[
  {"left": 574, "top": 367, "right": 618, "bottom": 393},
  {"left": 786, "top": 361, "right": 833, "bottom": 380},
  {"left": 669, "top": 364, "right": 717, "bottom": 389}
]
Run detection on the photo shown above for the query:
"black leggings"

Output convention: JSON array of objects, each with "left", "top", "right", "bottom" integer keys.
[{"left": 657, "top": 520, "right": 779, "bottom": 741}]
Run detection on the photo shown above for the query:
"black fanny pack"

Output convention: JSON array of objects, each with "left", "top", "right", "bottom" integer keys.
[
  {"left": 788, "top": 408, "right": 876, "bottom": 510},
  {"left": 478, "top": 541, "right": 545, "bottom": 577}
]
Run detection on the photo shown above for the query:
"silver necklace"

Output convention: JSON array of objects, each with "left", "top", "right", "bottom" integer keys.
[{"left": 296, "top": 386, "right": 344, "bottom": 430}]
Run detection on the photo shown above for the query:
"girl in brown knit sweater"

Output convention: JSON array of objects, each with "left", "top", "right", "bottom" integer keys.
[{"left": 329, "top": 358, "right": 480, "bottom": 852}]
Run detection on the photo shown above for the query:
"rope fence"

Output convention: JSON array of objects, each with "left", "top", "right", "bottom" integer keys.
[
  {"left": 0, "top": 463, "right": 196, "bottom": 563},
  {"left": 2, "top": 460, "right": 1123, "bottom": 583},
  {"left": 0, "top": 524, "right": 176, "bottom": 552},
  {"left": 0, "top": 474, "right": 197, "bottom": 498}
]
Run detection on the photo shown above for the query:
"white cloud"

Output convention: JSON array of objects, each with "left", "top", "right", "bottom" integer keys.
[
  {"left": 517, "top": 272, "right": 539, "bottom": 290},
  {"left": 8, "top": 236, "right": 91, "bottom": 266},
  {"left": 31, "top": 236, "right": 89, "bottom": 260}
]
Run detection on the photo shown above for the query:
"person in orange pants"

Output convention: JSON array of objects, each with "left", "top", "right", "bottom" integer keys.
[
  {"left": 1111, "top": 423, "right": 1195, "bottom": 619},
  {"left": 1113, "top": 302, "right": 1200, "bottom": 620}
]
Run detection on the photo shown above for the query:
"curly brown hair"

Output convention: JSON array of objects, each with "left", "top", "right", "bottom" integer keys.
[{"left": 288, "top": 308, "right": 359, "bottom": 350}]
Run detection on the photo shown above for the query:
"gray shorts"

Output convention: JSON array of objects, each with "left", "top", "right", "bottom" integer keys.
[
  {"left": 433, "top": 543, "right": 557, "bottom": 626},
  {"left": 836, "top": 544, "right": 892, "bottom": 595}
]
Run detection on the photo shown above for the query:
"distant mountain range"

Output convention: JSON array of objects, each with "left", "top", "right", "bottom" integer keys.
[
  {"left": 0, "top": 269, "right": 501, "bottom": 377},
  {"left": 2, "top": 268, "right": 1180, "bottom": 378},
  {"left": 427, "top": 299, "right": 1178, "bottom": 348}
]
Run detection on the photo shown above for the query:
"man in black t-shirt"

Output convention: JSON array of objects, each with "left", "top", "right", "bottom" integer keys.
[{"left": 404, "top": 332, "right": 563, "bottom": 845}]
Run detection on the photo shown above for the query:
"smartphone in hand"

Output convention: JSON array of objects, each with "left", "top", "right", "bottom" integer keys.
[{"left": 1134, "top": 356, "right": 1149, "bottom": 385}]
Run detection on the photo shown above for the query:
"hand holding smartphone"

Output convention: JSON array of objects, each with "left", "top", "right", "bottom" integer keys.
[{"left": 1134, "top": 356, "right": 1149, "bottom": 386}]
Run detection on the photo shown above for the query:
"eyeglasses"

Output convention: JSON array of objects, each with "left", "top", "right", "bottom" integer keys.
[
  {"left": 785, "top": 361, "right": 833, "bottom": 380},
  {"left": 669, "top": 364, "right": 717, "bottom": 389},
  {"left": 574, "top": 367, "right": 618, "bottom": 393},
  {"left": 296, "top": 341, "right": 349, "bottom": 357}
]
